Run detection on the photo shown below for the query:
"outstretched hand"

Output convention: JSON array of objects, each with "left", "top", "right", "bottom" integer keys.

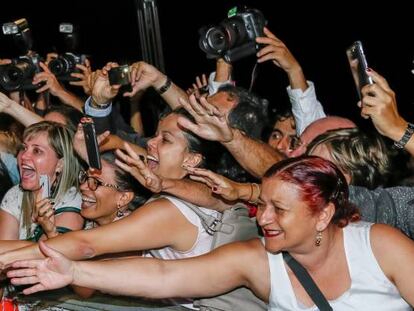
[
  {"left": 185, "top": 166, "right": 240, "bottom": 202},
  {"left": 186, "top": 74, "right": 209, "bottom": 99},
  {"left": 115, "top": 143, "right": 162, "bottom": 193},
  {"left": 7, "top": 241, "right": 75, "bottom": 295},
  {"left": 177, "top": 94, "right": 233, "bottom": 143}
]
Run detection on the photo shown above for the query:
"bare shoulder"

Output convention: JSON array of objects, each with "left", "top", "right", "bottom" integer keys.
[{"left": 370, "top": 224, "right": 414, "bottom": 280}]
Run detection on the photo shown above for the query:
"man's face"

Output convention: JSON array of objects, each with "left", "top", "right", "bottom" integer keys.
[{"left": 268, "top": 116, "right": 297, "bottom": 156}]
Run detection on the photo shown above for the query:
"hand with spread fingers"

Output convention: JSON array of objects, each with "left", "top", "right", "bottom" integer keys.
[
  {"left": 32, "top": 62, "right": 66, "bottom": 96},
  {"left": 186, "top": 74, "right": 209, "bottom": 99},
  {"left": 8, "top": 241, "right": 75, "bottom": 295},
  {"left": 33, "top": 197, "right": 57, "bottom": 239},
  {"left": 359, "top": 69, "right": 407, "bottom": 139},
  {"left": 70, "top": 58, "right": 93, "bottom": 96},
  {"left": 185, "top": 166, "right": 240, "bottom": 202},
  {"left": 115, "top": 143, "right": 162, "bottom": 193},
  {"left": 177, "top": 94, "right": 233, "bottom": 143}
]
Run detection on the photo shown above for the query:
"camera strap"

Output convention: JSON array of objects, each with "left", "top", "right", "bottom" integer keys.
[{"left": 249, "top": 62, "right": 259, "bottom": 92}]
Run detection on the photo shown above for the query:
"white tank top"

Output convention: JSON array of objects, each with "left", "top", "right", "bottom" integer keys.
[{"left": 267, "top": 221, "right": 411, "bottom": 311}]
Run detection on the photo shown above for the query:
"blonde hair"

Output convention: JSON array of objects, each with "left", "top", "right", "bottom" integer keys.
[
  {"left": 0, "top": 130, "right": 21, "bottom": 155},
  {"left": 21, "top": 121, "right": 81, "bottom": 237},
  {"left": 307, "top": 128, "right": 391, "bottom": 189}
]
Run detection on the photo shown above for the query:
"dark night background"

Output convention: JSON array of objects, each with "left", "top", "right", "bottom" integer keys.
[{"left": 1, "top": 1, "right": 413, "bottom": 129}]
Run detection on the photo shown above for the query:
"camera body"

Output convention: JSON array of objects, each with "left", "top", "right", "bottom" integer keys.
[
  {"left": 0, "top": 52, "right": 42, "bottom": 91},
  {"left": 48, "top": 52, "right": 86, "bottom": 81},
  {"left": 0, "top": 18, "right": 43, "bottom": 91},
  {"left": 199, "top": 7, "right": 266, "bottom": 63},
  {"left": 48, "top": 22, "right": 86, "bottom": 81},
  {"left": 108, "top": 65, "right": 131, "bottom": 86}
]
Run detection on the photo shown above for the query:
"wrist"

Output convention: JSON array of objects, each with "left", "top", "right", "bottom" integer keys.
[
  {"left": 155, "top": 76, "right": 172, "bottom": 95},
  {"left": 221, "top": 127, "right": 236, "bottom": 145},
  {"left": 90, "top": 97, "right": 110, "bottom": 109},
  {"left": 393, "top": 121, "right": 414, "bottom": 149}
]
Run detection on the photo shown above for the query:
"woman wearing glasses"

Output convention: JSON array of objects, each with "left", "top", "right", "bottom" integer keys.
[{"left": 0, "top": 109, "right": 230, "bottom": 309}]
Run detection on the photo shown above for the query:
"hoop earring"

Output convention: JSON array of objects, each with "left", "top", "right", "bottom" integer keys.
[{"left": 315, "top": 231, "right": 323, "bottom": 247}]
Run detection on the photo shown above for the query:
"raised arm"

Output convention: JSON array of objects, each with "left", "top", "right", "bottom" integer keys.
[
  {"left": 177, "top": 95, "right": 283, "bottom": 178},
  {"left": 126, "top": 61, "right": 189, "bottom": 110},
  {"left": 0, "top": 91, "right": 43, "bottom": 127},
  {"left": 32, "top": 62, "right": 85, "bottom": 111},
  {"left": 360, "top": 69, "right": 414, "bottom": 156},
  {"left": 256, "top": 27, "right": 325, "bottom": 135}
]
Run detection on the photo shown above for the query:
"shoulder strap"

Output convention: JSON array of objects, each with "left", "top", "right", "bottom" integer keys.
[
  {"left": 167, "top": 196, "right": 235, "bottom": 235},
  {"left": 282, "top": 252, "right": 333, "bottom": 311}
]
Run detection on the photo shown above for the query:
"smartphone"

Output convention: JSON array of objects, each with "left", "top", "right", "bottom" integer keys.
[
  {"left": 108, "top": 65, "right": 131, "bottom": 86},
  {"left": 346, "top": 41, "right": 374, "bottom": 99},
  {"left": 82, "top": 120, "right": 101, "bottom": 170},
  {"left": 39, "top": 175, "right": 50, "bottom": 199}
]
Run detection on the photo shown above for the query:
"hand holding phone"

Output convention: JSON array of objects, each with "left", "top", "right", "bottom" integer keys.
[
  {"left": 108, "top": 65, "right": 131, "bottom": 86},
  {"left": 39, "top": 175, "right": 50, "bottom": 199},
  {"left": 346, "top": 41, "right": 374, "bottom": 99},
  {"left": 82, "top": 119, "right": 101, "bottom": 170}
]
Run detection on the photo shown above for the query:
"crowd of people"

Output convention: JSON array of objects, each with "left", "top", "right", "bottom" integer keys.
[{"left": 0, "top": 24, "right": 413, "bottom": 311}]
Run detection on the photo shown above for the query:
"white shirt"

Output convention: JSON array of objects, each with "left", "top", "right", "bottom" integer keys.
[
  {"left": 267, "top": 222, "right": 411, "bottom": 311},
  {"left": 287, "top": 81, "right": 326, "bottom": 136},
  {"left": 0, "top": 185, "right": 81, "bottom": 240}
]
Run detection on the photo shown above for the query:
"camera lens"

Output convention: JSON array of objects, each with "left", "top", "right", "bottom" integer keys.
[
  {"left": 49, "top": 58, "right": 68, "bottom": 76},
  {"left": 0, "top": 62, "right": 29, "bottom": 90}
]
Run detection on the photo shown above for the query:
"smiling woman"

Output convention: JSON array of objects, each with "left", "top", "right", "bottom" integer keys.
[{"left": 0, "top": 121, "right": 84, "bottom": 241}]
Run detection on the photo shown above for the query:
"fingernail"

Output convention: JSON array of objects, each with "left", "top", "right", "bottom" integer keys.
[
  {"left": 212, "top": 186, "right": 218, "bottom": 192},
  {"left": 366, "top": 68, "right": 372, "bottom": 72}
]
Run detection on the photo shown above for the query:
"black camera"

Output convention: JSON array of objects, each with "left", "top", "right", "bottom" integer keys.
[
  {"left": 108, "top": 65, "right": 131, "bottom": 86},
  {"left": 48, "top": 23, "right": 86, "bottom": 81},
  {"left": 0, "top": 53, "right": 41, "bottom": 91},
  {"left": 48, "top": 52, "right": 86, "bottom": 81},
  {"left": 199, "top": 6, "right": 266, "bottom": 63},
  {"left": 0, "top": 18, "right": 42, "bottom": 91}
]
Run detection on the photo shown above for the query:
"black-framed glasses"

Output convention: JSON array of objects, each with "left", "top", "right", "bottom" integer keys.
[{"left": 78, "top": 170, "right": 120, "bottom": 191}]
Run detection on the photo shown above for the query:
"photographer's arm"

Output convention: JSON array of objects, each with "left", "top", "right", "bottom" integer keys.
[
  {"left": 33, "top": 62, "right": 84, "bottom": 111},
  {"left": 256, "top": 27, "right": 325, "bottom": 135}
]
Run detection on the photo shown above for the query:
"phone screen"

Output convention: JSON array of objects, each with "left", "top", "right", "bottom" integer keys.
[
  {"left": 346, "top": 41, "right": 374, "bottom": 99},
  {"left": 82, "top": 120, "right": 101, "bottom": 170},
  {"left": 39, "top": 175, "right": 50, "bottom": 199}
]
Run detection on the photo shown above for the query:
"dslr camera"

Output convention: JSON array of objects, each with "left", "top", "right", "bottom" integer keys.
[
  {"left": 0, "top": 18, "right": 42, "bottom": 91},
  {"left": 0, "top": 53, "right": 42, "bottom": 92},
  {"left": 199, "top": 6, "right": 266, "bottom": 63},
  {"left": 48, "top": 23, "right": 86, "bottom": 81}
]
